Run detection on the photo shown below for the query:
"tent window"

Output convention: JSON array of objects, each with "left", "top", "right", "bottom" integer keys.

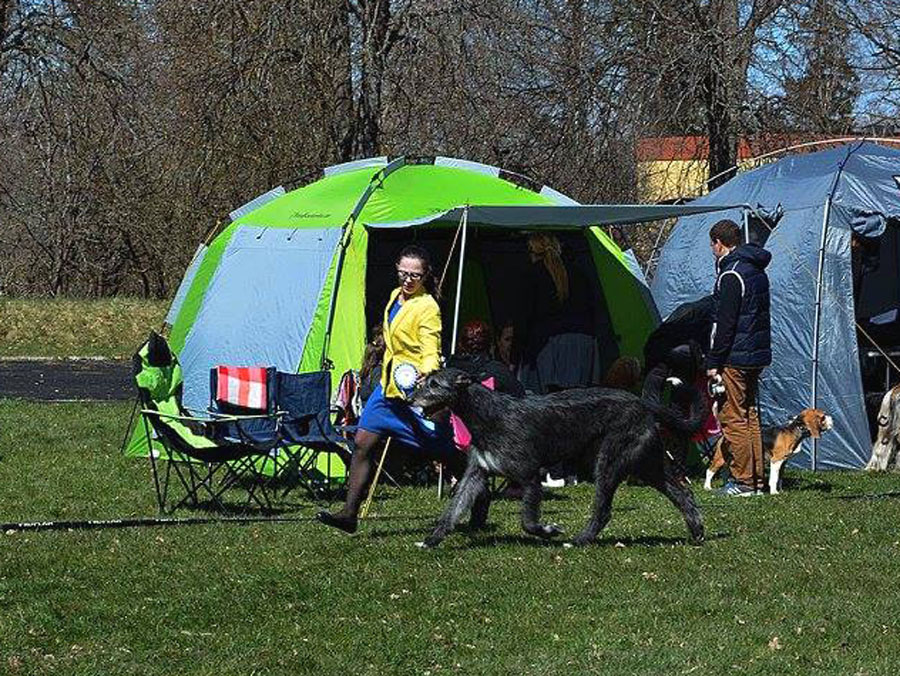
[{"left": 747, "top": 214, "right": 771, "bottom": 247}]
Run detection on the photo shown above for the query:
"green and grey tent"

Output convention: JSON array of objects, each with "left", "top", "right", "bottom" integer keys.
[{"left": 125, "top": 155, "right": 743, "bottom": 469}]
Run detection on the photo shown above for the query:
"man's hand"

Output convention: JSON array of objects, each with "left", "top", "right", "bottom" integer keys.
[{"left": 706, "top": 368, "right": 719, "bottom": 378}]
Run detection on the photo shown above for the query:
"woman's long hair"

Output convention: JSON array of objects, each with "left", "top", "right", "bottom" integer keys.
[
  {"left": 528, "top": 233, "right": 569, "bottom": 303},
  {"left": 396, "top": 244, "right": 439, "bottom": 298},
  {"left": 359, "top": 325, "right": 385, "bottom": 382}
]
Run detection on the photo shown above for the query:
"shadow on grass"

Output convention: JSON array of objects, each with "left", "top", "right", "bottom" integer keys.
[
  {"left": 832, "top": 490, "right": 900, "bottom": 502},
  {"left": 780, "top": 475, "right": 836, "bottom": 493},
  {"left": 594, "top": 530, "right": 729, "bottom": 547},
  {"left": 431, "top": 526, "right": 730, "bottom": 550}
]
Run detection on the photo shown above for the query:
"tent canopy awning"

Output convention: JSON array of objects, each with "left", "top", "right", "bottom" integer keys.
[{"left": 364, "top": 203, "right": 756, "bottom": 230}]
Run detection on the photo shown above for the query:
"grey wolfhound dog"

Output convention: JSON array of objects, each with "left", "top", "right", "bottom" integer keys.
[{"left": 410, "top": 368, "right": 706, "bottom": 548}]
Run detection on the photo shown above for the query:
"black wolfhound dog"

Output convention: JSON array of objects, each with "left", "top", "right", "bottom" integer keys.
[{"left": 410, "top": 368, "right": 706, "bottom": 548}]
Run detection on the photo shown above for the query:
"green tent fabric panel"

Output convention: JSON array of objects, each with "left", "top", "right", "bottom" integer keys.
[
  {"left": 359, "top": 166, "right": 553, "bottom": 225},
  {"left": 321, "top": 224, "right": 369, "bottom": 385},
  {"left": 168, "top": 224, "right": 237, "bottom": 354},
  {"left": 586, "top": 227, "right": 656, "bottom": 361},
  {"left": 231, "top": 168, "right": 375, "bottom": 230}
]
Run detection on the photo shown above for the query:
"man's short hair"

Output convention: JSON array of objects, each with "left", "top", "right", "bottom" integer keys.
[{"left": 709, "top": 220, "right": 742, "bottom": 248}]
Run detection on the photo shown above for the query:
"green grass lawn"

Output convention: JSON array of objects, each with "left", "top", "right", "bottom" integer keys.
[
  {"left": 0, "top": 298, "right": 169, "bottom": 358},
  {"left": 2, "top": 400, "right": 899, "bottom": 675}
]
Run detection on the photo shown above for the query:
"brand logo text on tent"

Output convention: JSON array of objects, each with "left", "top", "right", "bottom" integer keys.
[{"left": 291, "top": 211, "right": 331, "bottom": 219}]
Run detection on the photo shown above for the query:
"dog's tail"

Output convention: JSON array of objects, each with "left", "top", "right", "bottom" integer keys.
[{"left": 641, "top": 382, "right": 707, "bottom": 435}]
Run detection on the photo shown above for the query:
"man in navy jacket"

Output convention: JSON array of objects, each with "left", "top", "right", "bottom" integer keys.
[{"left": 707, "top": 219, "right": 772, "bottom": 495}]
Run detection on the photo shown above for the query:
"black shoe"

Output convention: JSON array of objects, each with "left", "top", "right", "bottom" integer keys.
[{"left": 316, "top": 511, "right": 358, "bottom": 534}]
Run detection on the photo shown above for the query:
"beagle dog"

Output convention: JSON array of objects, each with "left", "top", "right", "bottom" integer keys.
[
  {"left": 704, "top": 408, "right": 833, "bottom": 494},
  {"left": 865, "top": 385, "right": 900, "bottom": 471}
]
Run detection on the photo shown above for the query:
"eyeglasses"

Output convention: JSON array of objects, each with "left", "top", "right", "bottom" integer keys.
[{"left": 397, "top": 269, "right": 423, "bottom": 281}]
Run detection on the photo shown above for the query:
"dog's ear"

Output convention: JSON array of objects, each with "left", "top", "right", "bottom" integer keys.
[{"left": 454, "top": 371, "right": 474, "bottom": 388}]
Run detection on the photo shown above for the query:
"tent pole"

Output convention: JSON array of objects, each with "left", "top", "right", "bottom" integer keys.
[
  {"left": 320, "top": 157, "right": 408, "bottom": 369},
  {"left": 450, "top": 207, "right": 469, "bottom": 356},
  {"left": 810, "top": 197, "right": 833, "bottom": 471},
  {"left": 809, "top": 144, "right": 861, "bottom": 470}
]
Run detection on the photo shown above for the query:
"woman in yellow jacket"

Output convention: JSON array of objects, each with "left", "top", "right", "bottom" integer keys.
[{"left": 318, "top": 245, "right": 462, "bottom": 534}]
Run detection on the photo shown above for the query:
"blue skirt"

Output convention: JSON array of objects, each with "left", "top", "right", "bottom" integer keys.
[{"left": 358, "top": 384, "right": 455, "bottom": 456}]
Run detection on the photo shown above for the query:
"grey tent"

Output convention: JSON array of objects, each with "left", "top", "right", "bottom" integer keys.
[{"left": 652, "top": 140, "right": 900, "bottom": 470}]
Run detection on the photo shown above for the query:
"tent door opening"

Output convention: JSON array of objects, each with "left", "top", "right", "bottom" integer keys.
[{"left": 364, "top": 226, "right": 620, "bottom": 393}]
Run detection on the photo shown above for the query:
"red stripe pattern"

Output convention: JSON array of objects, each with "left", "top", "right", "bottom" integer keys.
[{"left": 216, "top": 365, "right": 268, "bottom": 410}]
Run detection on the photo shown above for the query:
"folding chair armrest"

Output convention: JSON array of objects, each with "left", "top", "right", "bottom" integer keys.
[
  {"left": 205, "top": 409, "right": 286, "bottom": 422},
  {"left": 139, "top": 409, "right": 211, "bottom": 438},
  {"left": 140, "top": 409, "right": 214, "bottom": 424}
]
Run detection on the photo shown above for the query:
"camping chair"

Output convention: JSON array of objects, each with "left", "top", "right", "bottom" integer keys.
[
  {"left": 273, "top": 370, "right": 355, "bottom": 501},
  {"left": 133, "top": 332, "right": 282, "bottom": 514}
]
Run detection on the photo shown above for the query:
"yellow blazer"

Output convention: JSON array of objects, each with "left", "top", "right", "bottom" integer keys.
[{"left": 380, "top": 287, "right": 442, "bottom": 399}]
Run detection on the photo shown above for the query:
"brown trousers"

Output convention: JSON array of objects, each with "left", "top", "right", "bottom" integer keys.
[{"left": 718, "top": 367, "right": 766, "bottom": 489}]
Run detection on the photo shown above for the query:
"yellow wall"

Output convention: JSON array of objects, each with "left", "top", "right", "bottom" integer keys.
[{"left": 637, "top": 157, "right": 765, "bottom": 202}]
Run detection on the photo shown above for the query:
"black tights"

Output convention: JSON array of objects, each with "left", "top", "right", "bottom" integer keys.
[{"left": 334, "top": 428, "right": 467, "bottom": 520}]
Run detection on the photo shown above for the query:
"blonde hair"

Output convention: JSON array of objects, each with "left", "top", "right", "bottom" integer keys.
[{"left": 528, "top": 233, "right": 569, "bottom": 302}]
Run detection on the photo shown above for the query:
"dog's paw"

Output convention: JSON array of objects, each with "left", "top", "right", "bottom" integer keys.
[
  {"left": 568, "top": 533, "right": 595, "bottom": 547},
  {"left": 541, "top": 523, "right": 564, "bottom": 538},
  {"left": 526, "top": 522, "right": 564, "bottom": 539},
  {"left": 418, "top": 535, "right": 443, "bottom": 549}
]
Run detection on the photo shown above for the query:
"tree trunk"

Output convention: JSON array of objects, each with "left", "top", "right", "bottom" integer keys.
[
  {"left": 704, "top": 0, "right": 741, "bottom": 188},
  {"left": 355, "top": 0, "right": 391, "bottom": 157},
  {"left": 330, "top": 2, "right": 355, "bottom": 162}
]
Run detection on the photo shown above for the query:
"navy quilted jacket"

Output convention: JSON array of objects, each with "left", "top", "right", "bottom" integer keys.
[{"left": 707, "top": 244, "right": 772, "bottom": 369}]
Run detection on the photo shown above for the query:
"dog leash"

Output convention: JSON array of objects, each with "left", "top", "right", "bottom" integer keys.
[{"left": 0, "top": 514, "right": 314, "bottom": 533}]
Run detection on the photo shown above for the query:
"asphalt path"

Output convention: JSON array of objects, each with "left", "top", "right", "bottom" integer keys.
[{"left": 0, "top": 359, "right": 134, "bottom": 401}]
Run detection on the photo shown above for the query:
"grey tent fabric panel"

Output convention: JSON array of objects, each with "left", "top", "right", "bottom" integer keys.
[
  {"left": 650, "top": 207, "right": 745, "bottom": 318},
  {"left": 836, "top": 144, "right": 900, "bottom": 230},
  {"left": 365, "top": 203, "right": 752, "bottom": 230},
  {"left": 623, "top": 249, "right": 649, "bottom": 288},
  {"left": 323, "top": 156, "right": 388, "bottom": 177},
  {"left": 229, "top": 186, "right": 286, "bottom": 222},
  {"left": 177, "top": 226, "right": 341, "bottom": 412},
  {"left": 539, "top": 185, "right": 579, "bottom": 205},
  {"left": 165, "top": 244, "right": 208, "bottom": 327},
  {"left": 434, "top": 156, "right": 501, "bottom": 177},
  {"left": 813, "top": 224, "right": 870, "bottom": 468}
]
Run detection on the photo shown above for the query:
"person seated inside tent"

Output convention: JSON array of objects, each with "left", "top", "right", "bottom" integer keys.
[
  {"left": 317, "top": 244, "right": 470, "bottom": 535},
  {"left": 602, "top": 356, "right": 642, "bottom": 393},
  {"left": 495, "top": 320, "right": 518, "bottom": 373},
  {"left": 333, "top": 325, "right": 386, "bottom": 429},
  {"left": 448, "top": 319, "right": 525, "bottom": 397},
  {"left": 517, "top": 232, "right": 611, "bottom": 394},
  {"left": 358, "top": 324, "right": 385, "bottom": 408}
]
